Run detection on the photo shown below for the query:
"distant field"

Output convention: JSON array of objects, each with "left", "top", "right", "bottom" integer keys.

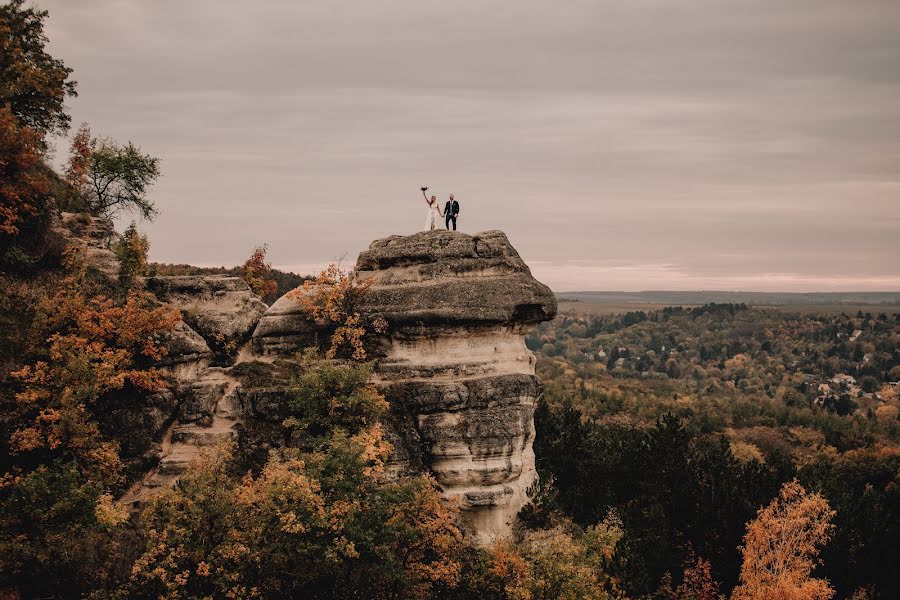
[{"left": 556, "top": 291, "right": 900, "bottom": 316}]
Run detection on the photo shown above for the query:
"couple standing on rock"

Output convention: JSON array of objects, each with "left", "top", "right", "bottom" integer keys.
[{"left": 422, "top": 187, "right": 460, "bottom": 231}]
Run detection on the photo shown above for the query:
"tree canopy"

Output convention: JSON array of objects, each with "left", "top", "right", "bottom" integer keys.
[
  {"left": 88, "top": 138, "right": 161, "bottom": 220},
  {"left": 0, "top": 0, "right": 77, "bottom": 135}
]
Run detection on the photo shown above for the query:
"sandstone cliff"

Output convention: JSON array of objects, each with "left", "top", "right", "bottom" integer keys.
[
  {"left": 351, "top": 230, "right": 556, "bottom": 543},
  {"left": 127, "top": 230, "right": 556, "bottom": 544}
]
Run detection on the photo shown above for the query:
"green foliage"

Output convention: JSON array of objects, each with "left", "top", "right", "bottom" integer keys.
[
  {"left": 0, "top": 0, "right": 77, "bottom": 135},
  {"left": 531, "top": 304, "right": 900, "bottom": 599},
  {"left": 284, "top": 359, "right": 388, "bottom": 444},
  {"left": 108, "top": 429, "right": 462, "bottom": 599},
  {"left": 112, "top": 222, "right": 149, "bottom": 291},
  {"left": 88, "top": 138, "right": 161, "bottom": 220},
  {"left": 534, "top": 403, "right": 791, "bottom": 596}
]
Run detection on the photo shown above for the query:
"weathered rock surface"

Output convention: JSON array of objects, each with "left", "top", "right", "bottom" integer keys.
[
  {"left": 54, "top": 212, "right": 120, "bottom": 277},
  {"left": 354, "top": 230, "right": 556, "bottom": 544},
  {"left": 126, "top": 229, "right": 555, "bottom": 545},
  {"left": 251, "top": 288, "right": 318, "bottom": 355},
  {"left": 157, "top": 320, "right": 214, "bottom": 372},
  {"left": 144, "top": 275, "right": 267, "bottom": 356},
  {"left": 122, "top": 368, "right": 241, "bottom": 505},
  {"left": 355, "top": 230, "right": 556, "bottom": 328}
]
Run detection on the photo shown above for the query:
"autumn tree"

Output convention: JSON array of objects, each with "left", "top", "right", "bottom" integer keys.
[
  {"left": 0, "top": 246, "right": 178, "bottom": 596},
  {"left": 0, "top": 106, "right": 49, "bottom": 250},
  {"left": 0, "top": 0, "right": 77, "bottom": 136},
  {"left": 240, "top": 243, "right": 278, "bottom": 300},
  {"left": 487, "top": 514, "right": 624, "bottom": 600},
  {"left": 659, "top": 552, "right": 722, "bottom": 600},
  {"left": 289, "top": 263, "right": 387, "bottom": 361},
  {"left": 731, "top": 480, "right": 836, "bottom": 600},
  {"left": 117, "top": 446, "right": 463, "bottom": 600},
  {"left": 87, "top": 137, "right": 161, "bottom": 220},
  {"left": 63, "top": 122, "right": 91, "bottom": 208}
]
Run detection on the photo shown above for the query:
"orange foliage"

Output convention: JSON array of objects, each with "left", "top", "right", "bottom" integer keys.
[
  {"left": 0, "top": 106, "right": 48, "bottom": 238},
  {"left": 732, "top": 480, "right": 836, "bottom": 600},
  {"left": 64, "top": 122, "right": 91, "bottom": 196},
  {"left": 673, "top": 552, "right": 721, "bottom": 600},
  {"left": 288, "top": 263, "right": 387, "bottom": 360},
  {"left": 7, "top": 249, "right": 178, "bottom": 470},
  {"left": 240, "top": 243, "right": 277, "bottom": 299}
]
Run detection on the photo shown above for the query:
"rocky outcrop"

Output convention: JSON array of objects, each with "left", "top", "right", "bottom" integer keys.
[
  {"left": 54, "top": 212, "right": 120, "bottom": 277},
  {"left": 354, "top": 230, "right": 556, "bottom": 544},
  {"left": 128, "top": 230, "right": 555, "bottom": 544},
  {"left": 144, "top": 275, "right": 267, "bottom": 357},
  {"left": 251, "top": 289, "right": 318, "bottom": 355},
  {"left": 123, "top": 278, "right": 264, "bottom": 505}
]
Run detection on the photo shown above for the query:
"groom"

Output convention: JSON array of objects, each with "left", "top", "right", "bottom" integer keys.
[{"left": 444, "top": 194, "right": 460, "bottom": 231}]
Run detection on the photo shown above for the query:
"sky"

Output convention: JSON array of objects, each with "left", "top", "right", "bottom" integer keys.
[{"left": 39, "top": 0, "right": 900, "bottom": 292}]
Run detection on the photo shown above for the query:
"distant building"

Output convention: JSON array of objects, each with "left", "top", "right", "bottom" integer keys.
[{"left": 832, "top": 374, "right": 857, "bottom": 386}]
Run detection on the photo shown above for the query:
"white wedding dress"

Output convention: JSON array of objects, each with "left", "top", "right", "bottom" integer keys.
[{"left": 424, "top": 202, "right": 441, "bottom": 230}]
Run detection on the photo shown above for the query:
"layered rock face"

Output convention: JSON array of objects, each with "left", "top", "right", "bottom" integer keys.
[
  {"left": 124, "top": 276, "right": 261, "bottom": 504},
  {"left": 123, "top": 230, "right": 555, "bottom": 544},
  {"left": 353, "top": 230, "right": 556, "bottom": 543},
  {"left": 145, "top": 275, "right": 267, "bottom": 357},
  {"left": 54, "top": 212, "right": 121, "bottom": 277}
]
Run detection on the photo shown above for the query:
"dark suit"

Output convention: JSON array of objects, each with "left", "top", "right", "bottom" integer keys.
[{"left": 444, "top": 200, "right": 460, "bottom": 230}]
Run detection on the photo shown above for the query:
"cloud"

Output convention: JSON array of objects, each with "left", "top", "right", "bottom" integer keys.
[{"left": 41, "top": 0, "right": 900, "bottom": 290}]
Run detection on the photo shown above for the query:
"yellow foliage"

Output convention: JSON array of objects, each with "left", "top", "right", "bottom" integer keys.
[
  {"left": 732, "top": 480, "right": 836, "bottom": 600},
  {"left": 488, "top": 514, "right": 624, "bottom": 600},
  {"left": 287, "top": 263, "right": 386, "bottom": 361}
]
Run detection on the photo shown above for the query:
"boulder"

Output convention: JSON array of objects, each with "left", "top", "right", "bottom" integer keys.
[
  {"left": 54, "top": 212, "right": 121, "bottom": 278},
  {"left": 251, "top": 287, "right": 319, "bottom": 355},
  {"left": 144, "top": 275, "right": 267, "bottom": 357}
]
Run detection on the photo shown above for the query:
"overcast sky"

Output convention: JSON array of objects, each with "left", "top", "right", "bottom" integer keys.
[{"left": 40, "top": 0, "right": 900, "bottom": 291}]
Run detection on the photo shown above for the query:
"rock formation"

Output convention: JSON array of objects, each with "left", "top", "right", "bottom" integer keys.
[
  {"left": 144, "top": 275, "right": 267, "bottom": 358},
  {"left": 53, "top": 211, "right": 121, "bottom": 277},
  {"left": 351, "top": 230, "right": 557, "bottom": 543},
  {"left": 124, "top": 230, "right": 556, "bottom": 544},
  {"left": 124, "top": 276, "right": 260, "bottom": 503}
]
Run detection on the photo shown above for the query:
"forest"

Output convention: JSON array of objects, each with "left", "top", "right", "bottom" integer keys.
[
  {"left": 528, "top": 304, "right": 900, "bottom": 598},
  {"left": 2, "top": 1, "right": 898, "bottom": 598}
]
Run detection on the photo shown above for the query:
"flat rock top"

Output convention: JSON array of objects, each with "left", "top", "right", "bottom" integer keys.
[
  {"left": 356, "top": 230, "right": 528, "bottom": 273},
  {"left": 143, "top": 275, "right": 256, "bottom": 298},
  {"left": 354, "top": 230, "right": 557, "bottom": 327}
]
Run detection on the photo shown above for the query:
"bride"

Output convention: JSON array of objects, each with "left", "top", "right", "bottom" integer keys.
[{"left": 421, "top": 187, "right": 443, "bottom": 231}]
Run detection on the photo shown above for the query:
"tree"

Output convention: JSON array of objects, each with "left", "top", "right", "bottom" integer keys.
[
  {"left": 1, "top": 247, "right": 179, "bottom": 596},
  {"left": 63, "top": 122, "right": 91, "bottom": 208},
  {"left": 289, "top": 263, "right": 387, "bottom": 361},
  {"left": 674, "top": 553, "right": 721, "bottom": 600},
  {"left": 0, "top": 0, "right": 77, "bottom": 135},
  {"left": 112, "top": 222, "right": 149, "bottom": 291},
  {"left": 732, "top": 480, "right": 836, "bottom": 600},
  {"left": 88, "top": 138, "right": 161, "bottom": 220},
  {"left": 0, "top": 106, "right": 48, "bottom": 243},
  {"left": 240, "top": 244, "right": 278, "bottom": 300},
  {"left": 859, "top": 376, "right": 879, "bottom": 394},
  {"left": 487, "top": 515, "right": 624, "bottom": 600}
]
